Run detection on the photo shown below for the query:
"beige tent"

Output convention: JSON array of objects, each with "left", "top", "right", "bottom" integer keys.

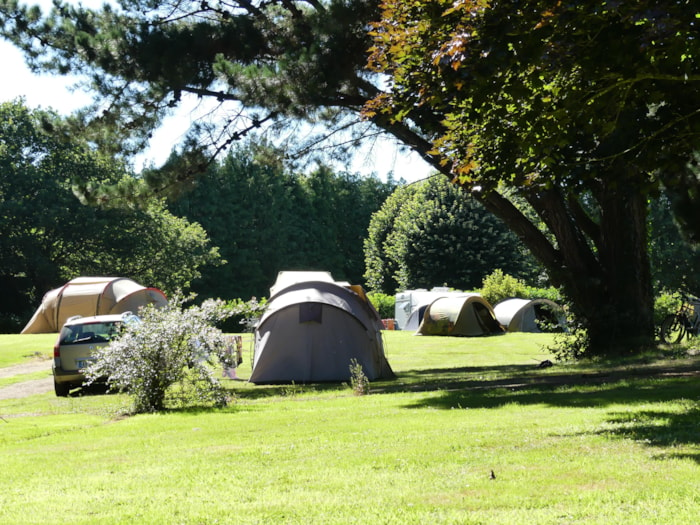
[
  {"left": 21, "top": 277, "right": 167, "bottom": 334},
  {"left": 416, "top": 294, "right": 504, "bottom": 336},
  {"left": 494, "top": 298, "right": 565, "bottom": 333},
  {"left": 250, "top": 272, "right": 393, "bottom": 384}
]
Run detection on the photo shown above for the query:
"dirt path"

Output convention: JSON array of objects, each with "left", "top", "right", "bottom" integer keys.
[{"left": 0, "top": 359, "right": 53, "bottom": 400}]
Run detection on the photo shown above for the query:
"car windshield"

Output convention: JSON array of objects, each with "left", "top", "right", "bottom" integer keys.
[{"left": 59, "top": 321, "right": 122, "bottom": 345}]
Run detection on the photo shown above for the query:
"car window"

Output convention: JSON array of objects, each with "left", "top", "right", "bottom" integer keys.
[{"left": 59, "top": 321, "right": 122, "bottom": 345}]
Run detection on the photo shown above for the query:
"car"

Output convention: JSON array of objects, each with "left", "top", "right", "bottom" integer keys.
[{"left": 52, "top": 312, "right": 138, "bottom": 397}]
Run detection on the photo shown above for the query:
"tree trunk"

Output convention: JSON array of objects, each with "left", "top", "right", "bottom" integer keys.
[
  {"left": 587, "top": 184, "right": 654, "bottom": 353},
  {"left": 475, "top": 182, "right": 654, "bottom": 355},
  {"left": 372, "top": 118, "right": 656, "bottom": 355}
]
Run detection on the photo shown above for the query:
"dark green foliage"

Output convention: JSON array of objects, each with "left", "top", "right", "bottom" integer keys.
[
  {"left": 364, "top": 184, "right": 418, "bottom": 294},
  {"left": 649, "top": 194, "right": 700, "bottom": 296},
  {"left": 0, "top": 101, "right": 221, "bottom": 331},
  {"left": 3, "top": 1, "right": 698, "bottom": 355},
  {"left": 365, "top": 177, "right": 539, "bottom": 294},
  {"left": 366, "top": 292, "right": 395, "bottom": 320},
  {"left": 168, "top": 141, "right": 396, "bottom": 300},
  {"left": 366, "top": 0, "right": 700, "bottom": 353}
]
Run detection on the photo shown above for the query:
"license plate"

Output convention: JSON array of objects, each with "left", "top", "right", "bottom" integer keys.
[{"left": 77, "top": 359, "right": 95, "bottom": 369}]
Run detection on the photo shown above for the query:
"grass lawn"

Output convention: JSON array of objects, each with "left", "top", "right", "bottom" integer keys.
[{"left": 1, "top": 331, "right": 700, "bottom": 524}]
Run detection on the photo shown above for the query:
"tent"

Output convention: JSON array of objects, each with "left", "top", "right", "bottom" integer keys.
[
  {"left": 21, "top": 277, "right": 167, "bottom": 334},
  {"left": 493, "top": 298, "right": 565, "bottom": 333},
  {"left": 250, "top": 272, "right": 394, "bottom": 384},
  {"left": 403, "top": 294, "right": 467, "bottom": 332},
  {"left": 416, "top": 294, "right": 504, "bottom": 336},
  {"left": 394, "top": 288, "right": 464, "bottom": 330}
]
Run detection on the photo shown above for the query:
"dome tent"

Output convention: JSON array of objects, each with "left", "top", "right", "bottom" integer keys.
[
  {"left": 394, "top": 288, "right": 465, "bottom": 330},
  {"left": 416, "top": 294, "right": 504, "bottom": 336},
  {"left": 21, "top": 277, "right": 167, "bottom": 334},
  {"left": 250, "top": 271, "right": 394, "bottom": 384},
  {"left": 493, "top": 298, "right": 566, "bottom": 333}
]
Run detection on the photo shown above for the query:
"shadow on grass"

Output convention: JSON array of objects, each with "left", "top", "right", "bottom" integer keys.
[
  {"left": 598, "top": 405, "right": 700, "bottom": 463},
  {"left": 228, "top": 380, "right": 353, "bottom": 400},
  {"left": 387, "top": 362, "right": 700, "bottom": 409},
  {"left": 382, "top": 360, "right": 700, "bottom": 461}
]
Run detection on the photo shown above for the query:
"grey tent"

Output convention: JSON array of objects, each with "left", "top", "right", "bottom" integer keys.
[
  {"left": 416, "top": 294, "right": 504, "bottom": 336},
  {"left": 493, "top": 298, "right": 565, "bottom": 333},
  {"left": 21, "top": 277, "right": 167, "bottom": 334},
  {"left": 250, "top": 272, "right": 394, "bottom": 384}
]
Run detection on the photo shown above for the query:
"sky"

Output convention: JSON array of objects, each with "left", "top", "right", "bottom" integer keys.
[{"left": 0, "top": 4, "right": 433, "bottom": 182}]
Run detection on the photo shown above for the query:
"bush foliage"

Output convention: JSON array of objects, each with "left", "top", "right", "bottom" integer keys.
[
  {"left": 367, "top": 292, "right": 395, "bottom": 320},
  {"left": 364, "top": 177, "right": 539, "bottom": 294},
  {"left": 85, "top": 295, "right": 235, "bottom": 413}
]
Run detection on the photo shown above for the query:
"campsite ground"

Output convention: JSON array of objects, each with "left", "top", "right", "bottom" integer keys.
[{"left": 2, "top": 331, "right": 700, "bottom": 524}]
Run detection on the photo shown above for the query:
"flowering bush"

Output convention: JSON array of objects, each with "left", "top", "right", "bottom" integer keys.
[
  {"left": 222, "top": 297, "right": 268, "bottom": 332},
  {"left": 85, "top": 294, "right": 234, "bottom": 413}
]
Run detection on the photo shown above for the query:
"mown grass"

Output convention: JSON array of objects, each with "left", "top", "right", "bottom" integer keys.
[
  {"left": 0, "top": 333, "right": 55, "bottom": 367},
  {"left": 1, "top": 331, "right": 700, "bottom": 524}
]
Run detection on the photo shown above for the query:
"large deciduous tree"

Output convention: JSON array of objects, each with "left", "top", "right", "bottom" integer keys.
[
  {"left": 2, "top": 1, "right": 699, "bottom": 354},
  {"left": 365, "top": 1, "right": 699, "bottom": 353},
  {"left": 0, "top": 100, "right": 221, "bottom": 330}
]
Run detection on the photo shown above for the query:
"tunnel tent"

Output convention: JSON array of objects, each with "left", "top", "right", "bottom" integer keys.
[
  {"left": 416, "top": 294, "right": 504, "bottom": 336},
  {"left": 268, "top": 270, "right": 339, "bottom": 297},
  {"left": 403, "top": 304, "right": 430, "bottom": 332},
  {"left": 493, "top": 298, "right": 566, "bottom": 333},
  {"left": 250, "top": 272, "right": 393, "bottom": 384},
  {"left": 21, "top": 277, "right": 167, "bottom": 334}
]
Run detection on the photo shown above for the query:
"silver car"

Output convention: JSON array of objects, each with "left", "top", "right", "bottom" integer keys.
[{"left": 52, "top": 312, "right": 137, "bottom": 396}]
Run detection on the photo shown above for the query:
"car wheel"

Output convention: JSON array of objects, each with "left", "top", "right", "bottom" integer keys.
[{"left": 54, "top": 380, "right": 70, "bottom": 397}]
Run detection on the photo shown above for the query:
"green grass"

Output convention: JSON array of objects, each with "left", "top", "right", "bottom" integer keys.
[
  {"left": 1, "top": 332, "right": 700, "bottom": 524},
  {"left": 0, "top": 333, "right": 55, "bottom": 367}
]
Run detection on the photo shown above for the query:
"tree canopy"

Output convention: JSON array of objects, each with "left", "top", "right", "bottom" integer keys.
[
  {"left": 2, "top": 1, "right": 700, "bottom": 354},
  {"left": 364, "top": 175, "right": 538, "bottom": 293},
  {"left": 364, "top": 1, "right": 700, "bottom": 352},
  {"left": 168, "top": 140, "right": 396, "bottom": 300},
  {"left": 0, "top": 100, "right": 221, "bottom": 331}
]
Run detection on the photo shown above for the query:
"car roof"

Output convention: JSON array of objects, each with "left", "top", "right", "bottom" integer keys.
[{"left": 62, "top": 313, "right": 131, "bottom": 327}]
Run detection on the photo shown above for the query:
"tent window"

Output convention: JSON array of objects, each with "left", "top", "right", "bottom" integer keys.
[{"left": 299, "top": 303, "right": 323, "bottom": 324}]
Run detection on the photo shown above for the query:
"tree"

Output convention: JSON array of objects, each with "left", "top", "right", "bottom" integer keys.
[
  {"left": 365, "top": 1, "right": 700, "bottom": 352},
  {"left": 364, "top": 184, "right": 418, "bottom": 294},
  {"left": 168, "top": 141, "right": 396, "bottom": 300},
  {"left": 365, "top": 176, "right": 538, "bottom": 292},
  {"left": 2, "top": 2, "right": 698, "bottom": 354},
  {"left": 0, "top": 100, "right": 221, "bottom": 330}
]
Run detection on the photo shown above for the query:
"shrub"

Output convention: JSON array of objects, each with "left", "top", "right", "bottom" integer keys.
[
  {"left": 479, "top": 269, "right": 528, "bottom": 305},
  {"left": 654, "top": 290, "right": 682, "bottom": 328},
  {"left": 221, "top": 297, "right": 268, "bottom": 332},
  {"left": 547, "top": 325, "right": 590, "bottom": 361},
  {"left": 367, "top": 292, "right": 395, "bottom": 320},
  {"left": 523, "top": 285, "right": 563, "bottom": 303},
  {"left": 85, "top": 294, "right": 234, "bottom": 413},
  {"left": 349, "top": 358, "right": 370, "bottom": 396}
]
